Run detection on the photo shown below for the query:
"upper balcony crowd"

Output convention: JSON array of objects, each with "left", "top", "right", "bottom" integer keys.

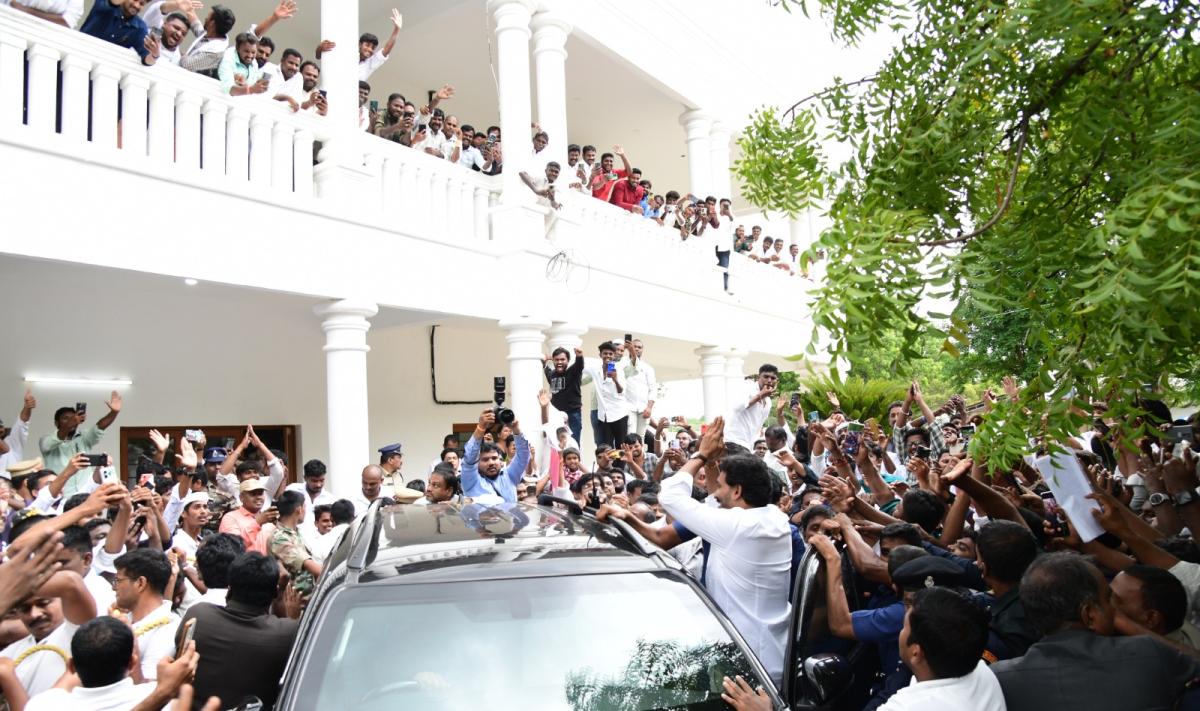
[{"left": 3, "top": 0, "right": 819, "bottom": 293}]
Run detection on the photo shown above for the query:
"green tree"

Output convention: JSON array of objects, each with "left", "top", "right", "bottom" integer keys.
[{"left": 738, "top": 0, "right": 1200, "bottom": 464}]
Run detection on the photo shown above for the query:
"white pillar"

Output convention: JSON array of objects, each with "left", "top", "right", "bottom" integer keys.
[
  {"left": 490, "top": 0, "right": 536, "bottom": 204},
  {"left": 531, "top": 11, "right": 571, "bottom": 183},
  {"left": 695, "top": 345, "right": 727, "bottom": 422},
  {"left": 500, "top": 317, "right": 551, "bottom": 438},
  {"left": 315, "top": 0, "right": 368, "bottom": 201},
  {"left": 709, "top": 121, "right": 732, "bottom": 200},
  {"left": 318, "top": 0, "right": 358, "bottom": 136},
  {"left": 725, "top": 348, "right": 748, "bottom": 413},
  {"left": 546, "top": 321, "right": 587, "bottom": 361},
  {"left": 680, "top": 109, "right": 713, "bottom": 198},
  {"left": 789, "top": 216, "right": 807, "bottom": 248},
  {"left": 314, "top": 299, "right": 378, "bottom": 499}
]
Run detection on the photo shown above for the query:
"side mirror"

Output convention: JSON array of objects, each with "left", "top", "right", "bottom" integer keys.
[{"left": 802, "top": 653, "right": 851, "bottom": 704}]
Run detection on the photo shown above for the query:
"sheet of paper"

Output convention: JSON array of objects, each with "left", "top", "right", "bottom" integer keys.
[{"left": 1035, "top": 450, "right": 1105, "bottom": 543}]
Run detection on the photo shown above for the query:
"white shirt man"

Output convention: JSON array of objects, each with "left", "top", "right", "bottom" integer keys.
[
  {"left": 879, "top": 659, "right": 1005, "bottom": 710},
  {"left": 1, "top": 620, "right": 79, "bottom": 698},
  {"left": 133, "top": 600, "right": 180, "bottom": 681},
  {"left": 25, "top": 676, "right": 154, "bottom": 711},
  {"left": 0, "top": 417, "right": 29, "bottom": 477},
  {"left": 284, "top": 481, "right": 336, "bottom": 526},
  {"left": 0, "top": 0, "right": 83, "bottom": 28},
  {"left": 581, "top": 357, "right": 627, "bottom": 425},
  {"left": 725, "top": 375, "right": 776, "bottom": 450},
  {"left": 621, "top": 343, "right": 657, "bottom": 438},
  {"left": 658, "top": 451, "right": 791, "bottom": 687}
]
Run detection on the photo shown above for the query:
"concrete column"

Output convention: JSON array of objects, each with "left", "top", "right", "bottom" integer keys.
[
  {"left": 725, "top": 348, "right": 748, "bottom": 413},
  {"left": 709, "top": 120, "right": 732, "bottom": 200},
  {"left": 531, "top": 12, "right": 571, "bottom": 185},
  {"left": 680, "top": 109, "right": 713, "bottom": 198},
  {"left": 490, "top": 0, "right": 537, "bottom": 204},
  {"left": 500, "top": 317, "right": 551, "bottom": 439},
  {"left": 318, "top": 0, "right": 358, "bottom": 135},
  {"left": 314, "top": 0, "right": 368, "bottom": 201},
  {"left": 314, "top": 299, "right": 378, "bottom": 499},
  {"left": 695, "top": 345, "right": 728, "bottom": 422},
  {"left": 546, "top": 321, "right": 587, "bottom": 363}
]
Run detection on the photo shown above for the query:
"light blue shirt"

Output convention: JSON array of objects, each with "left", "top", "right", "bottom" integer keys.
[{"left": 460, "top": 434, "right": 530, "bottom": 503}]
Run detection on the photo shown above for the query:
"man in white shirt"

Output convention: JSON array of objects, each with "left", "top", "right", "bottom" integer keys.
[
  {"left": 620, "top": 338, "right": 657, "bottom": 441},
  {"left": 111, "top": 549, "right": 180, "bottom": 681},
  {"left": 0, "top": 570, "right": 96, "bottom": 698},
  {"left": 0, "top": 0, "right": 84, "bottom": 28},
  {"left": 0, "top": 389, "right": 35, "bottom": 476},
  {"left": 22, "top": 616, "right": 186, "bottom": 711},
  {"left": 716, "top": 198, "right": 736, "bottom": 292},
  {"left": 725, "top": 364, "right": 780, "bottom": 450},
  {"left": 458, "top": 127, "right": 487, "bottom": 170},
  {"left": 581, "top": 341, "right": 629, "bottom": 450},
  {"left": 283, "top": 458, "right": 336, "bottom": 527},
  {"left": 265, "top": 47, "right": 307, "bottom": 110},
  {"left": 355, "top": 8, "right": 402, "bottom": 80},
  {"left": 879, "top": 587, "right": 1005, "bottom": 710},
  {"left": 658, "top": 417, "right": 791, "bottom": 687}
]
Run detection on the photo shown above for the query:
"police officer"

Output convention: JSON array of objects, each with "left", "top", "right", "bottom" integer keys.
[{"left": 378, "top": 443, "right": 404, "bottom": 495}]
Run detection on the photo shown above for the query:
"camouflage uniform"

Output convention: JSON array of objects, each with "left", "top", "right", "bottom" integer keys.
[{"left": 269, "top": 523, "right": 316, "bottom": 595}]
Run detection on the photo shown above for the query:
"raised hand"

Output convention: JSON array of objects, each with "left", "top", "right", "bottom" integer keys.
[
  {"left": 1002, "top": 376, "right": 1019, "bottom": 401},
  {"left": 106, "top": 391, "right": 123, "bottom": 413},
  {"left": 274, "top": 0, "right": 296, "bottom": 20},
  {"left": 176, "top": 438, "right": 198, "bottom": 470},
  {"left": 23, "top": 388, "right": 35, "bottom": 410},
  {"left": 148, "top": 429, "right": 169, "bottom": 454},
  {"left": 434, "top": 84, "right": 454, "bottom": 101},
  {"left": 390, "top": 8, "right": 403, "bottom": 29},
  {"left": 826, "top": 391, "right": 841, "bottom": 409},
  {"left": 317, "top": 39, "right": 336, "bottom": 54},
  {"left": 0, "top": 528, "right": 64, "bottom": 615}
]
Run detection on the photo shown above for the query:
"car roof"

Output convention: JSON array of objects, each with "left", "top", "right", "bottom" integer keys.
[{"left": 331, "top": 499, "right": 668, "bottom": 584}]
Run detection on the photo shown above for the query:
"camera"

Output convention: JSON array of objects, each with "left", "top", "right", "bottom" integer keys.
[
  {"left": 493, "top": 376, "right": 515, "bottom": 425},
  {"left": 915, "top": 445, "right": 931, "bottom": 459}
]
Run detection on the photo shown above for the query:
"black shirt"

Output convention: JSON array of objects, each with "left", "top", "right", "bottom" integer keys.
[
  {"left": 986, "top": 586, "right": 1039, "bottom": 661},
  {"left": 544, "top": 356, "right": 584, "bottom": 412},
  {"left": 178, "top": 599, "right": 300, "bottom": 710},
  {"left": 991, "top": 629, "right": 1200, "bottom": 711}
]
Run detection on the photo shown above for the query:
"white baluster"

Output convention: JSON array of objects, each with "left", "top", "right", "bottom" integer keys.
[
  {"left": 410, "top": 165, "right": 427, "bottom": 235},
  {"left": 26, "top": 43, "right": 59, "bottom": 134},
  {"left": 474, "top": 185, "right": 490, "bottom": 241},
  {"left": 271, "top": 120, "right": 295, "bottom": 192},
  {"left": 225, "top": 105, "right": 250, "bottom": 182},
  {"left": 119, "top": 73, "right": 149, "bottom": 156},
  {"left": 429, "top": 167, "right": 448, "bottom": 238},
  {"left": 459, "top": 182, "right": 474, "bottom": 242},
  {"left": 362, "top": 152, "right": 384, "bottom": 210},
  {"left": 380, "top": 156, "right": 400, "bottom": 218},
  {"left": 293, "top": 129, "right": 314, "bottom": 197},
  {"left": 248, "top": 113, "right": 273, "bottom": 187},
  {"left": 175, "top": 92, "right": 202, "bottom": 171},
  {"left": 0, "top": 31, "right": 26, "bottom": 129},
  {"left": 199, "top": 99, "right": 227, "bottom": 175},
  {"left": 59, "top": 52, "right": 91, "bottom": 143},
  {"left": 146, "top": 79, "right": 175, "bottom": 163},
  {"left": 445, "top": 175, "right": 463, "bottom": 241},
  {"left": 89, "top": 64, "right": 121, "bottom": 151},
  {"left": 396, "top": 158, "right": 414, "bottom": 216}
]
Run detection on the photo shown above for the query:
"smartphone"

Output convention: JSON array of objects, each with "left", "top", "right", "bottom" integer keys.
[
  {"left": 1168, "top": 425, "right": 1194, "bottom": 445},
  {"left": 1040, "top": 490, "right": 1069, "bottom": 534},
  {"left": 176, "top": 618, "right": 197, "bottom": 658},
  {"left": 668, "top": 438, "right": 680, "bottom": 450},
  {"left": 624, "top": 333, "right": 633, "bottom": 343},
  {"left": 608, "top": 450, "right": 623, "bottom": 460},
  {"left": 843, "top": 431, "right": 861, "bottom": 457},
  {"left": 915, "top": 445, "right": 931, "bottom": 459},
  {"left": 369, "top": 99, "right": 379, "bottom": 112},
  {"left": 807, "top": 410, "right": 820, "bottom": 423},
  {"left": 790, "top": 393, "right": 801, "bottom": 408},
  {"left": 847, "top": 422, "right": 865, "bottom": 433},
  {"left": 76, "top": 402, "right": 87, "bottom": 415},
  {"left": 959, "top": 424, "right": 977, "bottom": 438},
  {"left": 184, "top": 429, "right": 204, "bottom": 442},
  {"left": 84, "top": 453, "right": 107, "bottom": 467},
  {"left": 606, "top": 362, "right": 616, "bottom": 374}
]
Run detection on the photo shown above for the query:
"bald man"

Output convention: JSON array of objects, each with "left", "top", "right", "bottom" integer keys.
[{"left": 352, "top": 465, "right": 386, "bottom": 515}]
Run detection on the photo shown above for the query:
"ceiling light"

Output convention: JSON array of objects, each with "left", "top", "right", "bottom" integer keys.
[
  {"left": 24, "top": 376, "right": 133, "bottom": 387},
  {"left": 184, "top": 278, "right": 199, "bottom": 286}
]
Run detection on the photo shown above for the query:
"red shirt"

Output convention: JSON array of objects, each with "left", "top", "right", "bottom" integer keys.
[
  {"left": 591, "top": 168, "right": 628, "bottom": 202},
  {"left": 610, "top": 179, "right": 644, "bottom": 212}
]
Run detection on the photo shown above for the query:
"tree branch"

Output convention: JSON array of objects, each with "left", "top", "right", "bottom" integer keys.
[
  {"left": 783, "top": 75, "right": 879, "bottom": 122},
  {"left": 889, "top": 117, "right": 1029, "bottom": 247}
]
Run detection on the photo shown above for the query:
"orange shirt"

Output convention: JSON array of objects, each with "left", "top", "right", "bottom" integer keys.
[{"left": 219, "top": 507, "right": 265, "bottom": 554}]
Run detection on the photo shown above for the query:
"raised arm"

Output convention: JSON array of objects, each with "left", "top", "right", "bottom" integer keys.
[
  {"left": 38, "top": 570, "right": 96, "bottom": 625},
  {"left": 810, "top": 534, "right": 855, "bottom": 639},
  {"left": 252, "top": 0, "right": 296, "bottom": 39},
  {"left": 96, "top": 390, "right": 122, "bottom": 432},
  {"left": 380, "top": 9, "right": 403, "bottom": 56},
  {"left": 613, "top": 144, "right": 632, "bottom": 174}
]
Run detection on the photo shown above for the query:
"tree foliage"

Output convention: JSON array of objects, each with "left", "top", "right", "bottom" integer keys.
[{"left": 738, "top": 0, "right": 1200, "bottom": 465}]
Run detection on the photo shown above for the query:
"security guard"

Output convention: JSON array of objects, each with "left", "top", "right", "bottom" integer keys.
[{"left": 378, "top": 443, "right": 405, "bottom": 495}]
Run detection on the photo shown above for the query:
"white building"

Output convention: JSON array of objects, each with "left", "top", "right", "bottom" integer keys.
[{"left": 0, "top": 0, "right": 842, "bottom": 497}]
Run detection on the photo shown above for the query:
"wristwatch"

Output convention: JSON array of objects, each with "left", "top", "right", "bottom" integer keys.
[
  {"left": 1148, "top": 492, "right": 1171, "bottom": 507},
  {"left": 689, "top": 453, "right": 709, "bottom": 465}
]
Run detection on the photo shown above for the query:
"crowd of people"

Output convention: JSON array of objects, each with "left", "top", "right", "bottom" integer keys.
[
  {"left": 1, "top": 335, "right": 1198, "bottom": 710},
  {"left": 4, "top": 0, "right": 814, "bottom": 292}
]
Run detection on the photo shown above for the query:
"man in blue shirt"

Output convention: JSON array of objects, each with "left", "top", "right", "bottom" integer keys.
[
  {"left": 460, "top": 409, "right": 529, "bottom": 503},
  {"left": 81, "top": 0, "right": 160, "bottom": 66}
]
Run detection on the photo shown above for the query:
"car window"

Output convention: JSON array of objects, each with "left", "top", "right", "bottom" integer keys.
[{"left": 293, "top": 572, "right": 767, "bottom": 710}]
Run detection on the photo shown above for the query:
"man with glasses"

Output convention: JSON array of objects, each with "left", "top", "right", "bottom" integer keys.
[{"left": 111, "top": 548, "right": 179, "bottom": 681}]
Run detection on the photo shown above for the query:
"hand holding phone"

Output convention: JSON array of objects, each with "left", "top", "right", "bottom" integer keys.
[{"left": 176, "top": 618, "right": 197, "bottom": 658}]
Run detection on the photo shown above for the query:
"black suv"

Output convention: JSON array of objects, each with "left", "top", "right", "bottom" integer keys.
[{"left": 273, "top": 498, "right": 874, "bottom": 711}]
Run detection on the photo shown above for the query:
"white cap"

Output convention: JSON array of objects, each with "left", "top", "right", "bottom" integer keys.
[{"left": 181, "top": 491, "right": 210, "bottom": 509}]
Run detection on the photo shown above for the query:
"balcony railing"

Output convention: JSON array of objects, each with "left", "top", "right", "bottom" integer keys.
[{"left": 0, "top": 5, "right": 809, "bottom": 304}]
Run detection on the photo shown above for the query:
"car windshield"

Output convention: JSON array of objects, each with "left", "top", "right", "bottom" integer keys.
[{"left": 294, "top": 572, "right": 768, "bottom": 710}]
